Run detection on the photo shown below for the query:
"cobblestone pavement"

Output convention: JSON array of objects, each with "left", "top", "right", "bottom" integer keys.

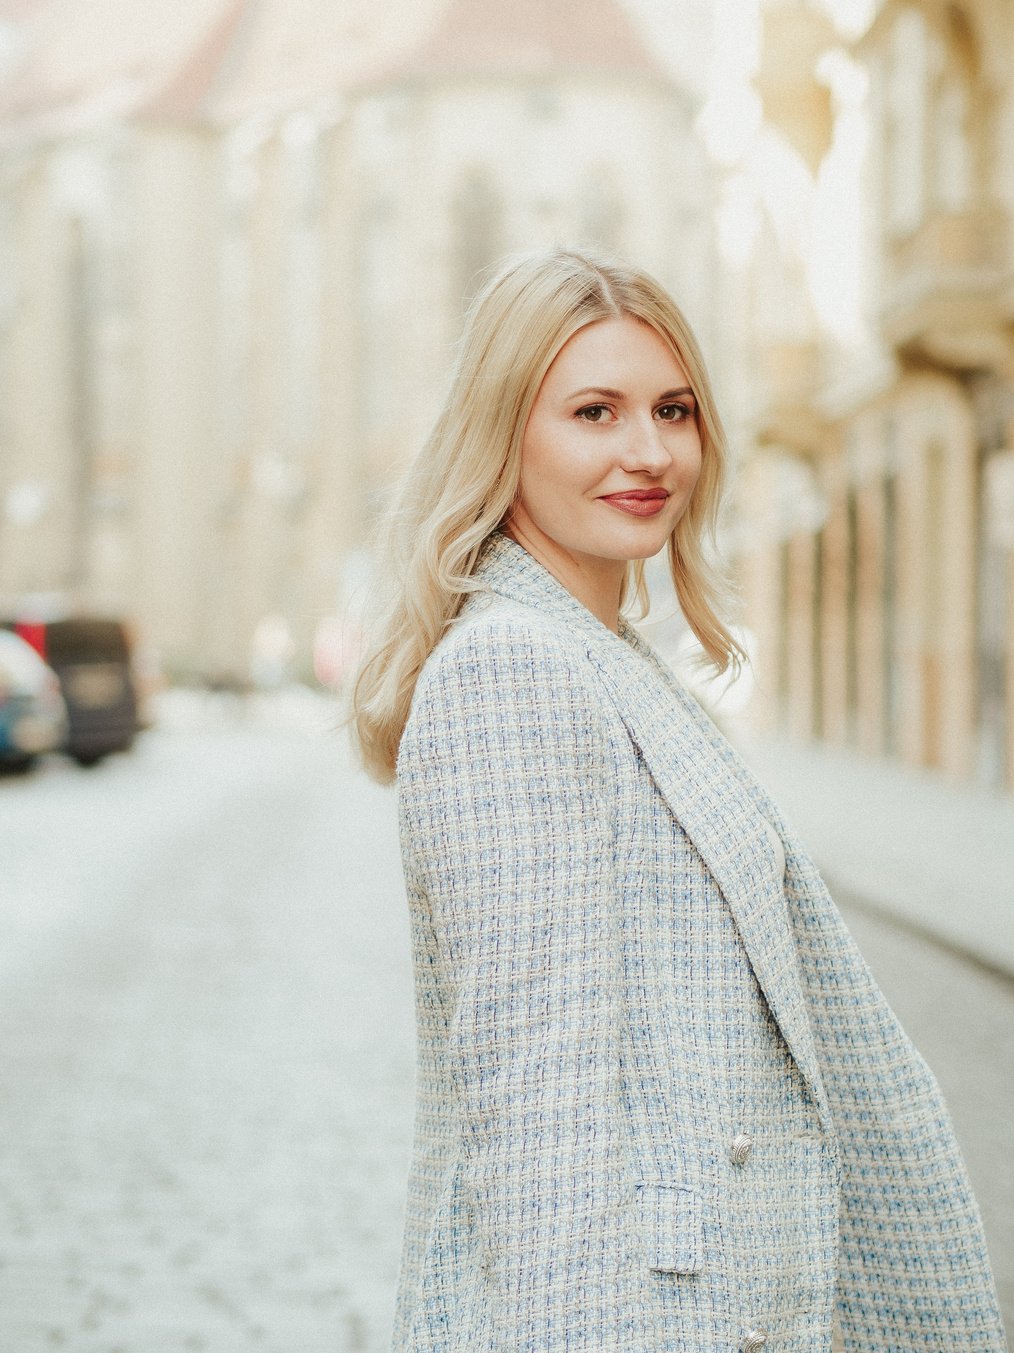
[
  {"left": 0, "top": 703, "right": 415, "bottom": 1353},
  {"left": 1, "top": 702, "right": 1010, "bottom": 1349}
]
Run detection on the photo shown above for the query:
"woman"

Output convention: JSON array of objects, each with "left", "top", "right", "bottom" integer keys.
[{"left": 352, "top": 249, "right": 1006, "bottom": 1352}]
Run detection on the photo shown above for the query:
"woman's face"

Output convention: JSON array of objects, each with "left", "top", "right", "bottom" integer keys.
[{"left": 509, "top": 315, "right": 703, "bottom": 571}]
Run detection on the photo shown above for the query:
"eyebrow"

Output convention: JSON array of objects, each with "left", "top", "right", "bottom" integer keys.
[{"left": 566, "top": 385, "right": 696, "bottom": 402}]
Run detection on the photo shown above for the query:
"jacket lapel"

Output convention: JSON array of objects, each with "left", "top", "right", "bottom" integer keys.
[
  {"left": 586, "top": 633, "right": 830, "bottom": 1124},
  {"left": 467, "top": 535, "right": 831, "bottom": 1126}
]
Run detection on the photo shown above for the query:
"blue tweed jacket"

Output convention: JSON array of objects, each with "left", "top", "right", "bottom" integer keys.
[{"left": 393, "top": 532, "right": 1007, "bottom": 1352}]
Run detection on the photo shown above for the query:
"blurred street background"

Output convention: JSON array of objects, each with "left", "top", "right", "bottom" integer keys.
[{"left": 0, "top": 0, "right": 1012, "bottom": 1347}]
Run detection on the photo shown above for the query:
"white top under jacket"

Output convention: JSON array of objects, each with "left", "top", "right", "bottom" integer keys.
[{"left": 392, "top": 531, "right": 1007, "bottom": 1353}]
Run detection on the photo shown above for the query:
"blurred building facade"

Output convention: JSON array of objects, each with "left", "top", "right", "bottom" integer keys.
[
  {"left": 0, "top": 0, "right": 716, "bottom": 685},
  {"left": 739, "top": 0, "right": 1014, "bottom": 792}
]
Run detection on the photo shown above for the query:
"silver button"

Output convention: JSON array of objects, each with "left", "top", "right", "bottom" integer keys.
[
  {"left": 742, "top": 1330, "right": 768, "bottom": 1353},
  {"left": 730, "top": 1133, "right": 753, "bottom": 1166}
]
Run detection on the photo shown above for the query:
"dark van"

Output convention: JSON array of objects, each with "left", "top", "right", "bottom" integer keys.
[{"left": 4, "top": 618, "right": 140, "bottom": 765}]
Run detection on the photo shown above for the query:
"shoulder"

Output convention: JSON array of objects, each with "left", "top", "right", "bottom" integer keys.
[
  {"left": 398, "top": 594, "right": 612, "bottom": 773},
  {"left": 415, "top": 592, "right": 600, "bottom": 706}
]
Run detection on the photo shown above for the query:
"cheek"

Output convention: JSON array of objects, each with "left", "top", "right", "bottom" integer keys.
[
  {"left": 515, "top": 442, "right": 558, "bottom": 524},
  {"left": 517, "top": 454, "right": 554, "bottom": 512},
  {"left": 520, "top": 426, "right": 593, "bottom": 498},
  {"left": 681, "top": 434, "right": 704, "bottom": 491}
]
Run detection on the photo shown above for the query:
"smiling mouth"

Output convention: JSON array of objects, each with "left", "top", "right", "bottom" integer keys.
[{"left": 600, "top": 489, "right": 670, "bottom": 517}]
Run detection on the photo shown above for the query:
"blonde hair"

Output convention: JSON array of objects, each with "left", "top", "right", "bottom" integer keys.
[{"left": 351, "top": 247, "right": 742, "bottom": 783}]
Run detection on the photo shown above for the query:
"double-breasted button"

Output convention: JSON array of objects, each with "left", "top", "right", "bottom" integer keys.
[
  {"left": 730, "top": 1133, "right": 753, "bottom": 1166},
  {"left": 742, "top": 1329, "right": 768, "bottom": 1353}
]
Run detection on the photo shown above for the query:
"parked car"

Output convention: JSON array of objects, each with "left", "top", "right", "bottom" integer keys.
[
  {"left": 4, "top": 618, "right": 140, "bottom": 766},
  {"left": 0, "top": 630, "right": 68, "bottom": 771}
]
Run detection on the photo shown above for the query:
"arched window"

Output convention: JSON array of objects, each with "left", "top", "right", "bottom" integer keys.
[
  {"left": 220, "top": 124, "right": 261, "bottom": 461},
  {"left": 577, "top": 166, "right": 625, "bottom": 253},
  {"left": 929, "top": 5, "right": 978, "bottom": 213},
  {"left": 354, "top": 192, "right": 399, "bottom": 440},
  {"left": 450, "top": 169, "right": 505, "bottom": 313},
  {"left": 884, "top": 6, "right": 928, "bottom": 236}
]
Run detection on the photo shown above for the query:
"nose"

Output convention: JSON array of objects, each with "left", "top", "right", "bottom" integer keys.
[{"left": 619, "top": 413, "right": 672, "bottom": 477}]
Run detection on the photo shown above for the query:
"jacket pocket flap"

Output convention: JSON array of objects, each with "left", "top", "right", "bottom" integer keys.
[{"left": 636, "top": 1182, "right": 703, "bottom": 1275}]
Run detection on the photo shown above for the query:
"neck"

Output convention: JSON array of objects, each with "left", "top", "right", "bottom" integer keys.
[{"left": 501, "top": 520, "right": 625, "bottom": 634}]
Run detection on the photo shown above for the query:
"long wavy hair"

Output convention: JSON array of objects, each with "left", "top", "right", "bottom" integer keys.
[{"left": 350, "top": 247, "right": 742, "bottom": 783}]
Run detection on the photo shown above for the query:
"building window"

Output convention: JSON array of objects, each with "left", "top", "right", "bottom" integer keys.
[
  {"left": 220, "top": 128, "right": 260, "bottom": 461},
  {"left": 929, "top": 6, "right": 978, "bottom": 213},
  {"left": 976, "top": 450, "right": 1010, "bottom": 787},
  {"left": 357, "top": 193, "right": 400, "bottom": 430},
  {"left": 882, "top": 468, "right": 899, "bottom": 754},
  {"left": 884, "top": 6, "right": 929, "bottom": 237},
  {"left": 578, "top": 167, "right": 624, "bottom": 252},
  {"left": 812, "top": 527, "right": 824, "bottom": 740},
  {"left": 451, "top": 169, "right": 505, "bottom": 314},
  {"left": 845, "top": 486, "right": 859, "bottom": 744},
  {"left": 67, "top": 215, "right": 96, "bottom": 591},
  {"left": 971, "top": 368, "right": 1014, "bottom": 789},
  {"left": 280, "top": 117, "right": 324, "bottom": 462},
  {"left": 933, "top": 78, "right": 973, "bottom": 211},
  {"left": 922, "top": 438, "right": 946, "bottom": 769},
  {"left": 777, "top": 537, "right": 791, "bottom": 730}
]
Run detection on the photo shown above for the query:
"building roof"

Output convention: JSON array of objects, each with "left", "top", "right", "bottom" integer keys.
[
  {"left": 375, "top": 0, "right": 672, "bottom": 87},
  {"left": 195, "top": 0, "right": 439, "bottom": 122},
  {"left": 0, "top": 0, "right": 243, "bottom": 132},
  {"left": 0, "top": 0, "right": 674, "bottom": 136},
  {"left": 0, "top": 0, "right": 47, "bottom": 17},
  {"left": 142, "top": 0, "right": 250, "bottom": 121},
  {"left": 0, "top": 0, "right": 439, "bottom": 132}
]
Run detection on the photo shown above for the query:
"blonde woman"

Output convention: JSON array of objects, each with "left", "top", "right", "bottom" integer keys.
[{"left": 352, "top": 250, "right": 1006, "bottom": 1353}]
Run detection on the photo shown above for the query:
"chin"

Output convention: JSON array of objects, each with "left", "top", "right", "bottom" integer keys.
[{"left": 600, "top": 523, "right": 674, "bottom": 563}]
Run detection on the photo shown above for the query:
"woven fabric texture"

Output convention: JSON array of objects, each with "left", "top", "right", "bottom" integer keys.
[{"left": 392, "top": 532, "right": 1007, "bottom": 1353}]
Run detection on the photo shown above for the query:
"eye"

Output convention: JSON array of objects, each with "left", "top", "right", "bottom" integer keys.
[
  {"left": 575, "top": 404, "right": 611, "bottom": 423},
  {"left": 656, "top": 401, "right": 694, "bottom": 423}
]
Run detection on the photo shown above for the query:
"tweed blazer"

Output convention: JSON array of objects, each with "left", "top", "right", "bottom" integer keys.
[{"left": 393, "top": 532, "right": 1006, "bottom": 1353}]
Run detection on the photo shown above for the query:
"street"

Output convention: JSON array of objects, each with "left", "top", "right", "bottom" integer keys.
[
  {"left": 1, "top": 699, "right": 1011, "bottom": 1350},
  {"left": 1, "top": 695, "right": 414, "bottom": 1353}
]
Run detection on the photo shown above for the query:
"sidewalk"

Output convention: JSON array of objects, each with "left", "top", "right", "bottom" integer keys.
[{"left": 737, "top": 735, "right": 1014, "bottom": 979}]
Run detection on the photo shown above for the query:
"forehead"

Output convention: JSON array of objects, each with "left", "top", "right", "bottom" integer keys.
[{"left": 541, "top": 315, "right": 687, "bottom": 389}]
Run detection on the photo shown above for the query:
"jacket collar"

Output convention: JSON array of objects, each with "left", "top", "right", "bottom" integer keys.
[
  {"left": 466, "top": 529, "right": 637, "bottom": 648},
  {"left": 464, "top": 532, "right": 830, "bottom": 1125}
]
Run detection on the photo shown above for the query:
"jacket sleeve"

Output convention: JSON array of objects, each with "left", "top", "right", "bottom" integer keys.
[{"left": 397, "top": 619, "right": 638, "bottom": 1349}]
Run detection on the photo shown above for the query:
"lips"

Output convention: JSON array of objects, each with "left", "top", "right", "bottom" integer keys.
[{"left": 600, "top": 488, "right": 670, "bottom": 517}]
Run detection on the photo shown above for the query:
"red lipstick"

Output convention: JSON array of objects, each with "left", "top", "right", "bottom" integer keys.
[{"left": 599, "top": 488, "right": 670, "bottom": 518}]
